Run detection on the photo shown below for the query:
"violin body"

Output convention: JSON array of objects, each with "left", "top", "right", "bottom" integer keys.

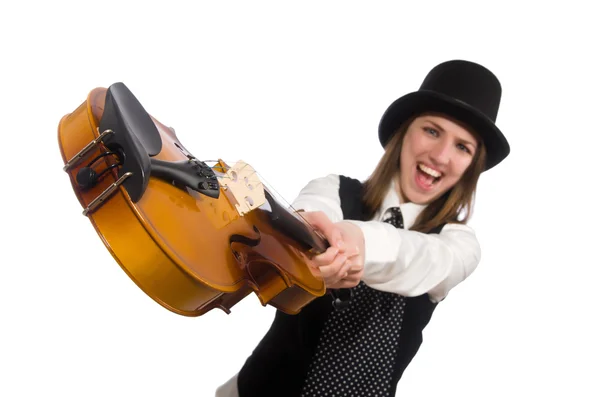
[{"left": 57, "top": 83, "right": 328, "bottom": 316}]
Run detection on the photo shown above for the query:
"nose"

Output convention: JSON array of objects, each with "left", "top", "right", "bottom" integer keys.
[{"left": 429, "top": 139, "right": 453, "bottom": 166}]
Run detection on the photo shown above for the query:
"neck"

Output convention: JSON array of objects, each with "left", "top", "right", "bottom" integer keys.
[{"left": 395, "top": 176, "right": 409, "bottom": 204}]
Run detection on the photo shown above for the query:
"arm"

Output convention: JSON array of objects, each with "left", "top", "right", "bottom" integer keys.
[
  {"left": 347, "top": 220, "right": 481, "bottom": 302},
  {"left": 290, "top": 174, "right": 344, "bottom": 223},
  {"left": 289, "top": 174, "right": 357, "bottom": 287},
  {"left": 289, "top": 174, "right": 480, "bottom": 302}
]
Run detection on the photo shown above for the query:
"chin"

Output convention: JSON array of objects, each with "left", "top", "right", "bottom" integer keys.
[
  {"left": 406, "top": 192, "right": 435, "bottom": 205},
  {"left": 401, "top": 182, "right": 446, "bottom": 205}
]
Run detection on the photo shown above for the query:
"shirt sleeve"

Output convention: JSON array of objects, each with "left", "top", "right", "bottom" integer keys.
[
  {"left": 346, "top": 220, "right": 481, "bottom": 303},
  {"left": 289, "top": 174, "right": 344, "bottom": 223}
]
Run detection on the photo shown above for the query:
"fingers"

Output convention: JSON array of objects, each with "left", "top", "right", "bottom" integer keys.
[
  {"left": 299, "top": 211, "right": 345, "bottom": 252},
  {"left": 329, "top": 280, "right": 357, "bottom": 289},
  {"left": 328, "top": 278, "right": 360, "bottom": 289},
  {"left": 318, "top": 253, "right": 352, "bottom": 284},
  {"left": 317, "top": 252, "right": 364, "bottom": 286},
  {"left": 345, "top": 267, "right": 364, "bottom": 281},
  {"left": 297, "top": 211, "right": 366, "bottom": 288},
  {"left": 311, "top": 246, "right": 342, "bottom": 268},
  {"left": 328, "top": 267, "right": 364, "bottom": 289},
  {"left": 346, "top": 261, "right": 363, "bottom": 272},
  {"left": 342, "top": 266, "right": 363, "bottom": 282}
]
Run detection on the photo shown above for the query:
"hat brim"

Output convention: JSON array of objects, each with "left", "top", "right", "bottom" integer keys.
[{"left": 378, "top": 90, "right": 510, "bottom": 171}]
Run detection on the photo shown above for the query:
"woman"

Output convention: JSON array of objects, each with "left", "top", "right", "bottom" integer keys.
[{"left": 216, "top": 59, "right": 510, "bottom": 397}]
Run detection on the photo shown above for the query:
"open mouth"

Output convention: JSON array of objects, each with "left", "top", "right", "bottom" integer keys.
[{"left": 416, "top": 163, "right": 442, "bottom": 188}]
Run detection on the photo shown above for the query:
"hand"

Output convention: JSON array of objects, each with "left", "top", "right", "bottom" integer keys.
[
  {"left": 298, "top": 211, "right": 365, "bottom": 288},
  {"left": 325, "top": 221, "right": 365, "bottom": 289}
]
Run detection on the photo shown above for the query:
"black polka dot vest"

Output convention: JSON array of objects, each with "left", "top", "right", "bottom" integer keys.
[{"left": 236, "top": 175, "right": 445, "bottom": 397}]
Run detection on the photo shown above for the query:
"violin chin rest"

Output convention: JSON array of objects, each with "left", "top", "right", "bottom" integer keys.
[{"left": 101, "top": 82, "right": 162, "bottom": 157}]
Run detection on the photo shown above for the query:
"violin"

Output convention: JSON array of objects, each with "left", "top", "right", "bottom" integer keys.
[{"left": 57, "top": 82, "right": 350, "bottom": 316}]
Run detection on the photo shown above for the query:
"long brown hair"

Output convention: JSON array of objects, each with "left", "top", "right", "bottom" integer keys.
[{"left": 362, "top": 114, "right": 487, "bottom": 233}]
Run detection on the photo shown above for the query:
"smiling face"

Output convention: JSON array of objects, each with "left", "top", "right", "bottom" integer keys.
[{"left": 398, "top": 113, "right": 479, "bottom": 204}]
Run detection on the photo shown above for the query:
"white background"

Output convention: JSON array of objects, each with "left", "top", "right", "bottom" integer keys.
[{"left": 2, "top": 1, "right": 599, "bottom": 396}]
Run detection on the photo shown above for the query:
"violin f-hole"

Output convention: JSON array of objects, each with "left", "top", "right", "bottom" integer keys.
[
  {"left": 246, "top": 260, "right": 289, "bottom": 306},
  {"left": 228, "top": 226, "right": 289, "bottom": 305},
  {"left": 229, "top": 226, "right": 262, "bottom": 267}
]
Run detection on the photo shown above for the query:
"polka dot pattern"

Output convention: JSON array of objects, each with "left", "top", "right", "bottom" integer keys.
[{"left": 301, "top": 207, "right": 405, "bottom": 397}]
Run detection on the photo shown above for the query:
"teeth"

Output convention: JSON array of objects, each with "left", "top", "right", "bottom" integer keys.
[{"left": 418, "top": 163, "right": 442, "bottom": 178}]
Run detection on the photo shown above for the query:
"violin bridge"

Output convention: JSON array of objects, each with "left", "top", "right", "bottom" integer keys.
[{"left": 220, "top": 160, "right": 266, "bottom": 216}]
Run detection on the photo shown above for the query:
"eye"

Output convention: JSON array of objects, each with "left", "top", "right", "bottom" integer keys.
[
  {"left": 424, "top": 127, "right": 438, "bottom": 136},
  {"left": 457, "top": 143, "right": 472, "bottom": 154}
]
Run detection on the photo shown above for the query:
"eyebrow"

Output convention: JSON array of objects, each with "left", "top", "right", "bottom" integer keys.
[
  {"left": 425, "top": 120, "right": 446, "bottom": 133},
  {"left": 424, "top": 119, "right": 478, "bottom": 149}
]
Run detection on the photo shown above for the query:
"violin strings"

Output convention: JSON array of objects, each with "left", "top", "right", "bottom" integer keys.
[{"left": 250, "top": 168, "right": 324, "bottom": 239}]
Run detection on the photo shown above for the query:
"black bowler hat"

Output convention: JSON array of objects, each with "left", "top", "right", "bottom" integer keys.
[{"left": 378, "top": 60, "right": 510, "bottom": 171}]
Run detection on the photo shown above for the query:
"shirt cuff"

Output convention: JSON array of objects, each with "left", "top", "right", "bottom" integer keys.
[{"left": 345, "top": 219, "right": 401, "bottom": 276}]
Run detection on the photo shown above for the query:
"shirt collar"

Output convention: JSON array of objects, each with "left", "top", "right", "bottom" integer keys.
[{"left": 376, "top": 178, "right": 427, "bottom": 229}]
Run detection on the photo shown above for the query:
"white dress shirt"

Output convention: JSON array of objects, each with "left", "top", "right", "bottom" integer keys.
[
  {"left": 215, "top": 174, "right": 482, "bottom": 397},
  {"left": 290, "top": 174, "right": 481, "bottom": 303}
]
